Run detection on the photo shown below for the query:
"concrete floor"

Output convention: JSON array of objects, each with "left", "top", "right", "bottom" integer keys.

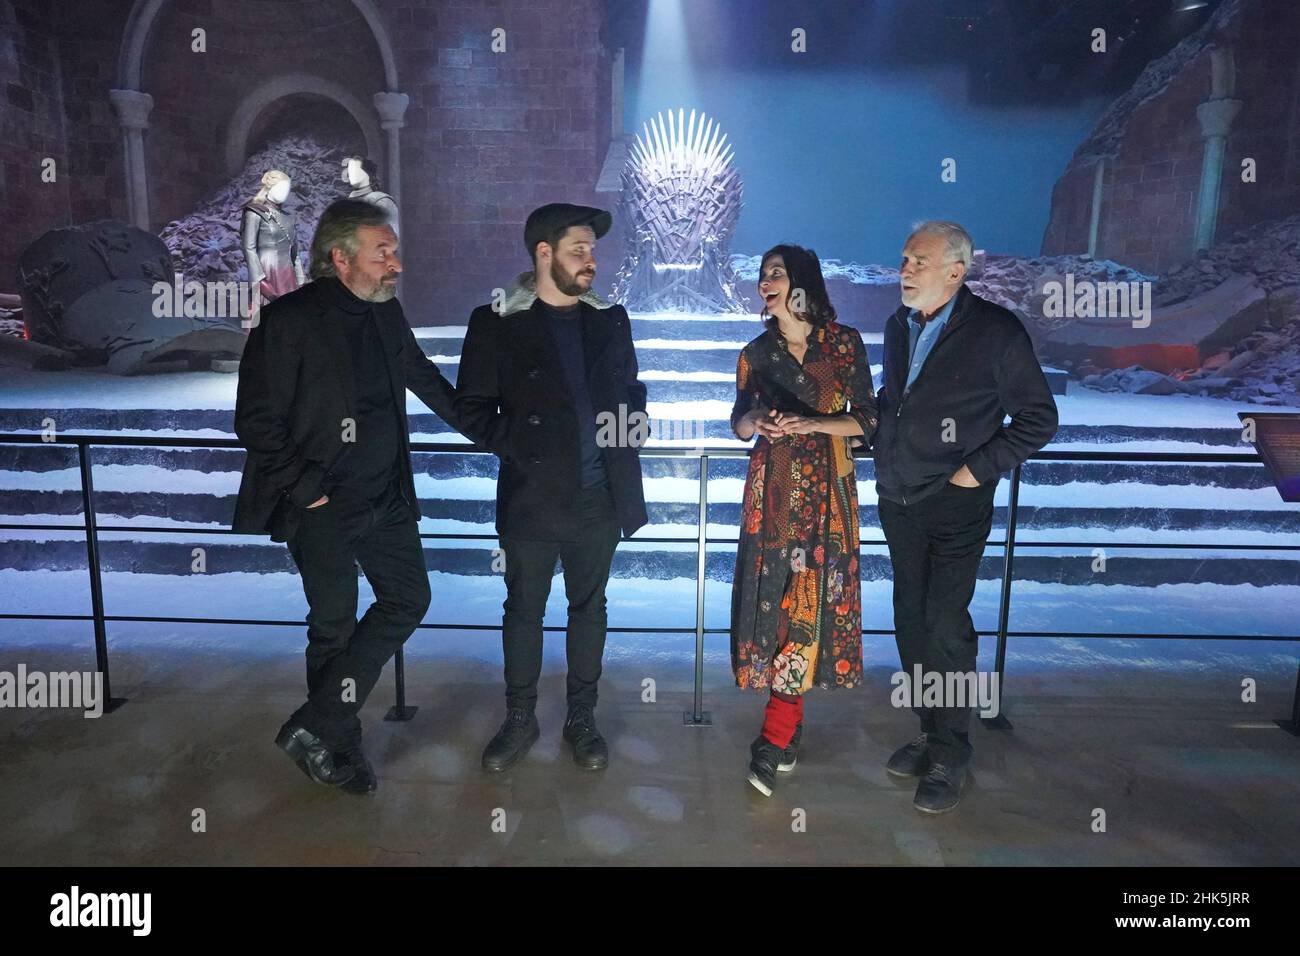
[{"left": 2, "top": 643, "right": 1298, "bottom": 866}]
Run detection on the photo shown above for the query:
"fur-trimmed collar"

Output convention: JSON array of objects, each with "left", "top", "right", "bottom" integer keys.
[{"left": 498, "top": 271, "right": 615, "bottom": 317}]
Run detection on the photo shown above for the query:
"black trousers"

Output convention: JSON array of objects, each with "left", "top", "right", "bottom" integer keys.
[
  {"left": 877, "top": 480, "right": 996, "bottom": 767},
  {"left": 285, "top": 475, "right": 430, "bottom": 750},
  {"left": 498, "top": 481, "right": 622, "bottom": 714}
]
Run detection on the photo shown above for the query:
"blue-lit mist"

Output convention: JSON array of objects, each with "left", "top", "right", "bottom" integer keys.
[{"left": 624, "top": 11, "right": 1108, "bottom": 263}]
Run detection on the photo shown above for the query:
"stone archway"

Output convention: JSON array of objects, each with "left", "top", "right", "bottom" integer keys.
[
  {"left": 224, "top": 74, "right": 385, "bottom": 177},
  {"left": 111, "top": 0, "right": 406, "bottom": 230},
  {"left": 115, "top": 0, "right": 399, "bottom": 91}
]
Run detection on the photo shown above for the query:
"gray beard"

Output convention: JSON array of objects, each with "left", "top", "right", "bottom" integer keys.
[{"left": 353, "top": 277, "right": 398, "bottom": 302}]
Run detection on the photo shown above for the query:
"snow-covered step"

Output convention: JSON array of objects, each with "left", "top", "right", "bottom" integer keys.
[
  {"left": 0, "top": 405, "right": 1259, "bottom": 451},
  {"left": 0, "top": 448, "right": 1280, "bottom": 496},
  {"left": 2, "top": 537, "right": 1295, "bottom": 589},
  {"left": 4, "top": 501, "right": 1298, "bottom": 539}
]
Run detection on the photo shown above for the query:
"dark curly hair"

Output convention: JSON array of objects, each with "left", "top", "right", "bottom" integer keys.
[{"left": 758, "top": 243, "right": 837, "bottom": 336}]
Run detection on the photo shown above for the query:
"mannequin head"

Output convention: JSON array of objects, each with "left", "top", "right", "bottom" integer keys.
[
  {"left": 254, "top": 169, "right": 291, "bottom": 205},
  {"left": 343, "top": 156, "right": 379, "bottom": 190}
]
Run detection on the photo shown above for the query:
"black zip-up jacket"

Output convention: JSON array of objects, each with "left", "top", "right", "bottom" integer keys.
[{"left": 872, "top": 284, "right": 1058, "bottom": 505}]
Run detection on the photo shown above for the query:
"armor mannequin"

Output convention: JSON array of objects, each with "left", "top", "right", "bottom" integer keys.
[
  {"left": 241, "top": 169, "right": 305, "bottom": 308},
  {"left": 343, "top": 156, "right": 399, "bottom": 236}
]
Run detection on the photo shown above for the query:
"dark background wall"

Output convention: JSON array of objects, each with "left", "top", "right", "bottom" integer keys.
[
  {"left": 1, "top": 0, "right": 109, "bottom": 279},
  {"left": 399, "top": 0, "right": 612, "bottom": 322},
  {"left": 4, "top": 0, "right": 1298, "bottom": 325},
  {"left": 1, "top": 0, "right": 611, "bottom": 324},
  {"left": 143, "top": 0, "right": 385, "bottom": 229}
]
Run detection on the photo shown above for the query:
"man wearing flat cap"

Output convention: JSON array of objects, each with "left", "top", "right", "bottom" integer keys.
[{"left": 456, "top": 203, "right": 648, "bottom": 772}]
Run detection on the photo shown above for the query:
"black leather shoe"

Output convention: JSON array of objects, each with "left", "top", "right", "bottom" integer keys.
[
  {"left": 275, "top": 721, "right": 355, "bottom": 787},
  {"left": 481, "top": 707, "right": 540, "bottom": 772},
  {"left": 747, "top": 735, "right": 782, "bottom": 797},
  {"left": 913, "top": 762, "right": 968, "bottom": 814},
  {"left": 562, "top": 705, "right": 609, "bottom": 770},
  {"left": 777, "top": 722, "right": 802, "bottom": 773},
  {"left": 886, "top": 733, "right": 931, "bottom": 778},
  {"left": 337, "top": 744, "right": 378, "bottom": 796}
]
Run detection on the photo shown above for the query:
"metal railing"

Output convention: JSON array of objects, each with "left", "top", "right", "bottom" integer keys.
[{"left": 0, "top": 433, "right": 1297, "bottom": 734}]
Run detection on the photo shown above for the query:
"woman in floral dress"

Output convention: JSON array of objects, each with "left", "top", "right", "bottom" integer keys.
[{"left": 730, "top": 244, "right": 878, "bottom": 796}]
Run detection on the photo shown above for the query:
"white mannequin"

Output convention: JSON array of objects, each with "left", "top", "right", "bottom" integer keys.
[
  {"left": 242, "top": 169, "right": 305, "bottom": 305},
  {"left": 342, "top": 157, "right": 400, "bottom": 236},
  {"left": 343, "top": 158, "right": 368, "bottom": 190},
  {"left": 265, "top": 176, "right": 305, "bottom": 284}
]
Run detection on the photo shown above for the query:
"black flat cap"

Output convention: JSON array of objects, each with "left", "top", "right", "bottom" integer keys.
[{"left": 524, "top": 203, "right": 612, "bottom": 256}]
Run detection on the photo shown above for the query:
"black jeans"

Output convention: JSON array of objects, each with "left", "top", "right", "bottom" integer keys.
[
  {"left": 498, "top": 481, "right": 622, "bottom": 714},
  {"left": 877, "top": 480, "right": 996, "bottom": 768},
  {"left": 285, "top": 475, "right": 430, "bottom": 750}
]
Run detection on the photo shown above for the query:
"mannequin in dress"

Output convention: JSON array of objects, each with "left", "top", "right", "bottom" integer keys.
[
  {"left": 342, "top": 156, "right": 399, "bottom": 236},
  {"left": 241, "top": 169, "right": 305, "bottom": 309}
]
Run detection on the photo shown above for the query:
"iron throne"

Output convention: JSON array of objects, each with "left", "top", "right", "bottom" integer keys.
[{"left": 612, "top": 109, "right": 747, "bottom": 313}]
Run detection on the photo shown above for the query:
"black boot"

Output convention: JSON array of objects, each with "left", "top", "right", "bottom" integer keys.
[
  {"left": 777, "top": 721, "right": 803, "bottom": 773},
  {"left": 275, "top": 720, "right": 355, "bottom": 787},
  {"left": 886, "top": 732, "right": 931, "bottom": 778},
  {"left": 481, "top": 707, "right": 540, "bottom": 772},
  {"left": 337, "top": 744, "right": 378, "bottom": 796},
  {"left": 747, "top": 735, "right": 782, "bottom": 797},
  {"left": 913, "top": 761, "right": 969, "bottom": 814},
  {"left": 562, "top": 704, "right": 609, "bottom": 770}
]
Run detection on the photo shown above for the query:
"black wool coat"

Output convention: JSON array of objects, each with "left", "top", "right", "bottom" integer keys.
[
  {"left": 231, "top": 277, "right": 461, "bottom": 542},
  {"left": 454, "top": 285, "right": 649, "bottom": 542}
]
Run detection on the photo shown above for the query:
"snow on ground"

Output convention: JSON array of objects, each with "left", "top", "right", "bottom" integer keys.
[
  {"left": 1054, "top": 384, "right": 1300, "bottom": 425},
  {"left": 1, "top": 466, "right": 1294, "bottom": 518},
  {"left": 639, "top": 370, "right": 733, "bottom": 381},
  {"left": 0, "top": 369, "right": 242, "bottom": 411}
]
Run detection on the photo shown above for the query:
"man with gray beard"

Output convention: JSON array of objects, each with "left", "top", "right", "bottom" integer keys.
[
  {"left": 234, "top": 199, "right": 465, "bottom": 796},
  {"left": 873, "top": 220, "right": 1058, "bottom": 813}
]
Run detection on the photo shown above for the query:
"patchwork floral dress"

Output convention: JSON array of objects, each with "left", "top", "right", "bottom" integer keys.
[{"left": 730, "top": 320, "right": 878, "bottom": 695}]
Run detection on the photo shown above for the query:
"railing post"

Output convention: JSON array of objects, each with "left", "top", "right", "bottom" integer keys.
[
  {"left": 385, "top": 646, "right": 417, "bottom": 721},
  {"left": 1278, "top": 657, "right": 1300, "bottom": 736},
  {"left": 982, "top": 464, "right": 1020, "bottom": 730},
  {"left": 77, "top": 442, "right": 125, "bottom": 713},
  {"left": 685, "top": 453, "right": 712, "bottom": 726}
]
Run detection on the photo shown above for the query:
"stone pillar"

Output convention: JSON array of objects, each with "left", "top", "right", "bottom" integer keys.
[
  {"left": 1087, "top": 157, "right": 1106, "bottom": 259},
  {"left": 611, "top": 47, "right": 625, "bottom": 137},
  {"left": 1193, "top": 48, "right": 1242, "bottom": 252},
  {"left": 374, "top": 91, "right": 409, "bottom": 234},
  {"left": 109, "top": 89, "right": 154, "bottom": 231}
]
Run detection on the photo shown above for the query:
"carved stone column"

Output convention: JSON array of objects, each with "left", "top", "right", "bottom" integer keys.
[
  {"left": 109, "top": 89, "right": 154, "bottom": 230},
  {"left": 1193, "top": 48, "right": 1242, "bottom": 252},
  {"left": 373, "top": 91, "right": 409, "bottom": 235}
]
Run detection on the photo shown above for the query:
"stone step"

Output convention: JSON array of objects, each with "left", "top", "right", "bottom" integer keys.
[
  {"left": 0, "top": 406, "right": 1253, "bottom": 449},
  {"left": 1, "top": 541, "right": 1295, "bottom": 588},
  {"left": 3, "top": 491, "right": 1296, "bottom": 535},
  {"left": 0, "top": 444, "right": 1267, "bottom": 486}
]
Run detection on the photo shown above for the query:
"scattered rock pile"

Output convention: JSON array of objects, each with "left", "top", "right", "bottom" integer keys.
[
  {"left": 1155, "top": 214, "right": 1300, "bottom": 304},
  {"left": 159, "top": 135, "right": 350, "bottom": 284},
  {"left": 1077, "top": 215, "right": 1300, "bottom": 404},
  {"left": 1157, "top": 304, "right": 1300, "bottom": 405},
  {"left": 967, "top": 253, "right": 1154, "bottom": 335},
  {"left": 0, "top": 304, "right": 21, "bottom": 340}
]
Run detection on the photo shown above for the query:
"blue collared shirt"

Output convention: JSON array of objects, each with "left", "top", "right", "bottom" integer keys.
[{"left": 904, "top": 294, "right": 957, "bottom": 393}]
